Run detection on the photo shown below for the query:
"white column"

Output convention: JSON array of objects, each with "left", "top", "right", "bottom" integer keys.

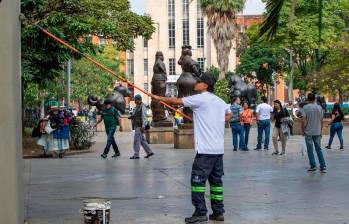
[{"left": 0, "top": 0, "right": 24, "bottom": 223}]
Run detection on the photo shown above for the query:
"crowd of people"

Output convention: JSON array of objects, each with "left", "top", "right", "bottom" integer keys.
[
  {"left": 229, "top": 96, "right": 293, "bottom": 155},
  {"left": 229, "top": 93, "right": 346, "bottom": 174}
]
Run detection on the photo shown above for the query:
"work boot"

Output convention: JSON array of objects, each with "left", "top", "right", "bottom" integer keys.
[
  {"left": 112, "top": 152, "right": 120, "bottom": 158},
  {"left": 209, "top": 213, "right": 224, "bottom": 221},
  {"left": 144, "top": 152, "right": 154, "bottom": 158},
  {"left": 184, "top": 215, "right": 208, "bottom": 223},
  {"left": 307, "top": 167, "right": 317, "bottom": 172}
]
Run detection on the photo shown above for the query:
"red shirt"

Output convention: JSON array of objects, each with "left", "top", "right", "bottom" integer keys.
[{"left": 241, "top": 109, "right": 253, "bottom": 124}]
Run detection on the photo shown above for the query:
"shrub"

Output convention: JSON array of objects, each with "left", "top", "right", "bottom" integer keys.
[{"left": 70, "top": 121, "right": 95, "bottom": 150}]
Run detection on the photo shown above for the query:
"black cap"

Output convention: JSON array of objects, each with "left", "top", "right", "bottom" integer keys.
[
  {"left": 195, "top": 72, "right": 217, "bottom": 88},
  {"left": 104, "top": 99, "right": 112, "bottom": 105}
]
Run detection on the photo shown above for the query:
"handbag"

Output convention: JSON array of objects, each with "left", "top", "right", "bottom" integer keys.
[{"left": 44, "top": 120, "right": 56, "bottom": 134}]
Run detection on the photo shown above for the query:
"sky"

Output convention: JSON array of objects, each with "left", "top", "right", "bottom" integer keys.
[{"left": 130, "top": 0, "right": 265, "bottom": 15}]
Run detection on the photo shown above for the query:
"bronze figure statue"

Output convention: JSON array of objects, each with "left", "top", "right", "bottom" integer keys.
[
  {"left": 151, "top": 51, "right": 170, "bottom": 124},
  {"left": 88, "top": 85, "right": 132, "bottom": 114},
  {"left": 228, "top": 74, "right": 257, "bottom": 108},
  {"left": 176, "top": 45, "right": 202, "bottom": 123}
]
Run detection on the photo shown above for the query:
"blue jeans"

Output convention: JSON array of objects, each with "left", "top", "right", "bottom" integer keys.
[
  {"left": 256, "top": 120, "right": 271, "bottom": 149},
  {"left": 244, "top": 124, "right": 251, "bottom": 148},
  {"left": 231, "top": 123, "right": 245, "bottom": 150},
  {"left": 328, "top": 122, "right": 343, "bottom": 147},
  {"left": 305, "top": 134, "right": 326, "bottom": 169},
  {"left": 103, "top": 128, "right": 120, "bottom": 155}
]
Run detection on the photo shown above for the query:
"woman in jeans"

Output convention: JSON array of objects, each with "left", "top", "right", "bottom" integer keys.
[
  {"left": 240, "top": 102, "right": 253, "bottom": 150},
  {"left": 272, "top": 100, "right": 290, "bottom": 155},
  {"left": 325, "top": 103, "right": 344, "bottom": 150}
]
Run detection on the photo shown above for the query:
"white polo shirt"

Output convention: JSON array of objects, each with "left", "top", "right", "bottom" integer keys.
[
  {"left": 256, "top": 103, "right": 273, "bottom": 120},
  {"left": 182, "top": 92, "right": 231, "bottom": 154}
]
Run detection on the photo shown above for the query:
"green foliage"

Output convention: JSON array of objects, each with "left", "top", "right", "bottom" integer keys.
[
  {"left": 309, "top": 35, "right": 349, "bottom": 98},
  {"left": 47, "top": 44, "right": 121, "bottom": 104},
  {"left": 70, "top": 121, "right": 95, "bottom": 150},
  {"left": 214, "top": 79, "right": 230, "bottom": 103},
  {"left": 236, "top": 43, "right": 287, "bottom": 86},
  {"left": 207, "top": 66, "right": 220, "bottom": 80},
  {"left": 21, "top": 0, "right": 155, "bottom": 91},
  {"left": 199, "top": 0, "right": 245, "bottom": 12},
  {"left": 260, "top": 0, "right": 348, "bottom": 76},
  {"left": 23, "top": 83, "right": 41, "bottom": 107}
]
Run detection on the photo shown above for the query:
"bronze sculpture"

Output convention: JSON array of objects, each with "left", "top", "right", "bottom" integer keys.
[
  {"left": 87, "top": 85, "right": 132, "bottom": 114},
  {"left": 151, "top": 51, "right": 171, "bottom": 125},
  {"left": 228, "top": 74, "right": 257, "bottom": 108},
  {"left": 176, "top": 45, "right": 201, "bottom": 123}
]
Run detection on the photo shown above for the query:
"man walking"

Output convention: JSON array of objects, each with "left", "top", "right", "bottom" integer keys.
[
  {"left": 301, "top": 93, "right": 327, "bottom": 173},
  {"left": 129, "top": 94, "right": 154, "bottom": 159},
  {"left": 230, "top": 97, "right": 246, "bottom": 151},
  {"left": 255, "top": 96, "right": 274, "bottom": 151},
  {"left": 152, "top": 72, "right": 232, "bottom": 223},
  {"left": 96, "top": 99, "right": 121, "bottom": 159}
]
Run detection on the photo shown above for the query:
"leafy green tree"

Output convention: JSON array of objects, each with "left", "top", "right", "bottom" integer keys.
[
  {"left": 21, "top": 0, "right": 155, "bottom": 91},
  {"left": 48, "top": 44, "right": 123, "bottom": 105},
  {"left": 197, "top": 0, "right": 245, "bottom": 79},
  {"left": 308, "top": 35, "right": 349, "bottom": 102},
  {"left": 236, "top": 43, "right": 287, "bottom": 87},
  {"left": 258, "top": 0, "right": 348, "bottom": 101}
]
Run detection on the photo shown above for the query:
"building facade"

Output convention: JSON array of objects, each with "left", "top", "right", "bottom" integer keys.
[{"left": 127, "top": 0, "right": 240, "bottom": 104}]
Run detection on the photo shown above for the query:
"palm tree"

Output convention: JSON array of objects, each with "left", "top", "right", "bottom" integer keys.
[
  {"left": 259, "top": 0, "right": 325, "bottom": 103},
  {"left": 196, "top": 0, "right": 246, "bottom": 79}
]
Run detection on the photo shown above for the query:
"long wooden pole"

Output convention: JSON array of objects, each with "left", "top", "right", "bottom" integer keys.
[{"left": 37, "top": 26, "right": 192, "bottom": 121}]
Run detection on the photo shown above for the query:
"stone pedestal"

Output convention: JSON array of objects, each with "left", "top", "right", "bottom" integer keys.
[
  {"left": 174, "top": 124, "right": 194, "bottom": 149},
  {"left": 119, "top": 115, "right": 132, "bottom": 132},
  {"left": 145, "top": 127, "right": 174, "bottom": 144},
  {"left": 293, "top": 118, "right": 330, "bottom": 135}
]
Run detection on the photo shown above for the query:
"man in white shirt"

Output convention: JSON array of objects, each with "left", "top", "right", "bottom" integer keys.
[
  {"left": 255, "top": 96, "right": 274, "bottom": 150},
  {"left": 152, "top": 72, "right": 232, "bottom": 224}
]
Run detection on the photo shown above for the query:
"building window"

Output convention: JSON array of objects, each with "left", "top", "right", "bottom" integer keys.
[
  {"left": 144, "top": 59, "right": 148, "bottom": 77},
  {"left": 144, "top": 83, "right": 149, "bottom": 92},
  {"left": 197, "top": 3, "right": 204, "bottom": 48},
  {"left": 169, "top": 58, "right": 176, "bottom": 76},
  {"left": 197, "top": 58, "right": 205, "bottom": 72},
  {"left": 168, "top": 0, "right": 176, "bottom": 48},
  {"left": 183, "top": 0, "right": 190, "bottom": 46},
  {"left": 144, "top": 38, "right": 148, "bottom": 48},
  {"left": 127, "top": 59, "right": 134, "bottom": 82}
]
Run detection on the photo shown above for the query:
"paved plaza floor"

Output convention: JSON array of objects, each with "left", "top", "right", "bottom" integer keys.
[{"left": 24, "top": 127, "right": 349, "bottom": 224}]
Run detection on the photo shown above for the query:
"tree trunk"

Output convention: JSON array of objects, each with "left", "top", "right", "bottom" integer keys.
[
  {"left": 288, "top": 51, "right": 295, "bottom": 104},
  {"left": 338, "top": 89, "right": 343, "bottom": 103},
  {"left": 219, "top": 70, "right": 225, "bottom": 80},
  {"left": 40, "top": 92, "right": 45, "bottom": 119},
  {"left": 287, "top": 0, "right": 297, "bottom": 105}
]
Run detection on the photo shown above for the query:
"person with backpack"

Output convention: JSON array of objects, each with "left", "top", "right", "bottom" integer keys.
[
  {"left": 325, "top": 103, "right": 344, "bottom": 150},
  {"left": 129, "top": 94, "right": 154, "bottom": 159},
  {"left": 271, "top": 100, "right": 291, "bottom": 155},
  {"left": 96, "top": 99, "right": 121, "bottom": 159},
  {"left": 230, "top": 97, "right": 246, "bottom": 151}
]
